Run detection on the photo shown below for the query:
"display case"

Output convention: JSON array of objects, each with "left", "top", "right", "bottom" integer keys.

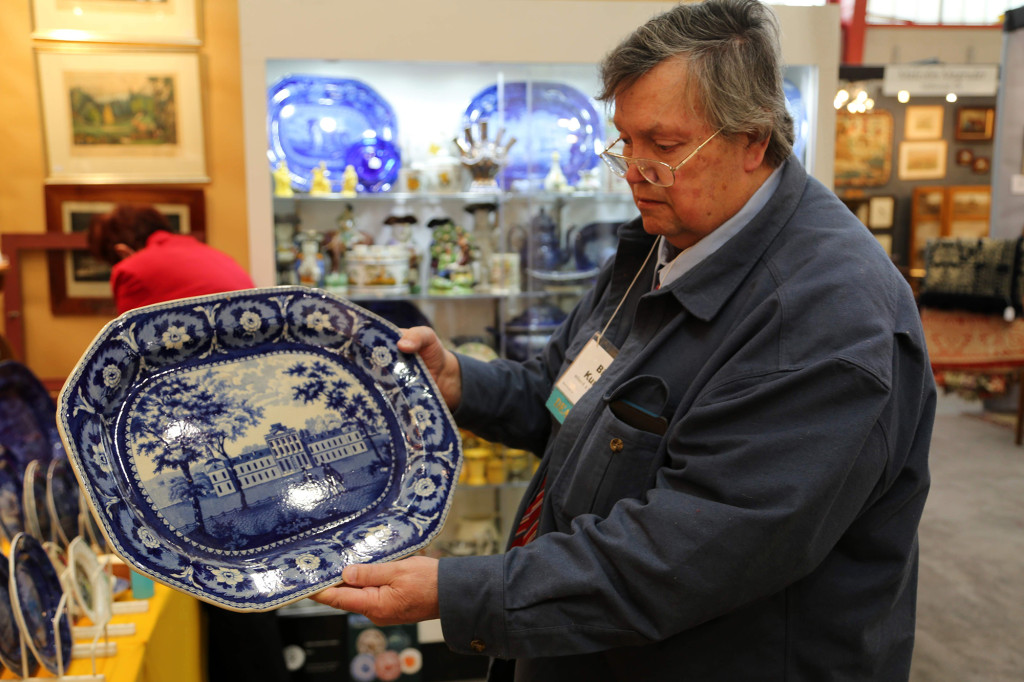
[{"left": 238, "top": 0, "right": 840, "bottom": 599}]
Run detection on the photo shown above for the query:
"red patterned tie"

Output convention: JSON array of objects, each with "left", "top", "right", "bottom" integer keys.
[{"left": 510, "top": 476, "right": 546, "bottom": 547}]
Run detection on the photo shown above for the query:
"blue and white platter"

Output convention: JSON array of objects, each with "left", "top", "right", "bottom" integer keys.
[
  {"left": 57, "top": 286, "right": 462, "bottom": 611},
  {"left": 462, "top": 80, "right": 604, "bottom": 190},
  {"left": 0, "top": 360, "right": 66, "bottom": 478},
  {"left": 267, "top": 74, "right": 399, "bottom": 193},
  {"left": 8, "top": 533, "right": 70, "bottom": 676}
]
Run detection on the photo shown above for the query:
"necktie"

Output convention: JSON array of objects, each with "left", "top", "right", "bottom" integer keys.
[{"left": 509, "top": 476, "right": 546, "bottom": 547}]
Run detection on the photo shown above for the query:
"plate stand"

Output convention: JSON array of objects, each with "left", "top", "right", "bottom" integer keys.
[{"left": 15, "top": 591, "right": 110, "bottom": 681}]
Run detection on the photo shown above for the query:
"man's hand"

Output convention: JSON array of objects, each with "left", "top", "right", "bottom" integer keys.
[
  {"left": 397, "top": 326, "right": 463, "bottom": 410},
  {"left": 311, "top": 556, "right": 441, "bottom": 626}
]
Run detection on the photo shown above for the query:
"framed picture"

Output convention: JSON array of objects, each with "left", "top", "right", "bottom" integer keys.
[
  {"left": 868, "top": 195, "right": 896, "bottom": 229},
  {"left": 904, "top": 105, "right": 944, "bottom": 140},
  {"left": 44, "top": 185, "right": 205, "bottom": 315},
  {"left": 35, "top": 47, "right": 208, "bottom": 184},
  {"left": 955, "top": 107, "right": 996, "bottom": 141},
  {"left": 30, "top": 0, "right": 201, "bottom": 45},
  {"left": 949, "top": 186, "right": 991, "bottom": 219},
  {"left": 834, "top": 111, "right": 894, "bottom": 188},
  {"left": 972, "top": 156, "right": 991, "bottom": 174},
  {"left": 898, "top": 140, "right": 948, "bottom": 181},
  {"left": 955, "top": 148, "right": 974, "bottom": 166}
]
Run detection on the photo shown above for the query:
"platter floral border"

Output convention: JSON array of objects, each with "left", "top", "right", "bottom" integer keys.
[{"left": 57, "top": 286, "right": 462, "bottom": 611}]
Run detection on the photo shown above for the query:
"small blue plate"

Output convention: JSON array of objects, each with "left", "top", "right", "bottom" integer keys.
[
  {"left": 21, "top": 460, "right": 52, "bottom": 544},
  {"left": 0, "top": 459, "right": 24, "bottom": 544},
  {"left": 344, "top": 137, "right": 401, "bottom": 193},
  {"left": 8, "top": 533, "right": 71, "bottom": 676},
  {"left": 58, "top": 286, "right": 461, "bottom": 611},
  {"left": 46, "top": 458, "right": 81, "bottom": 547}
]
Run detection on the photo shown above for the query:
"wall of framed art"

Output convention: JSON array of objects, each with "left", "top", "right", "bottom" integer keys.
[
  {"left": 0, "top": 0, "right": 249, "bottom": 382},
  {"left": 834, "top": 72, "right": 996, "bottom": 272}
]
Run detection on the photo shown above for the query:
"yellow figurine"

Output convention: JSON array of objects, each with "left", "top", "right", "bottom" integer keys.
[
  {"left": 309, "top": 162, "right": 333, "bottom": 195},
  {"left": 272, "top": 161, "right": 294, "bottom": 197},
  {"left": 341, "top": 164, "right": 359, "bottom": 197}
]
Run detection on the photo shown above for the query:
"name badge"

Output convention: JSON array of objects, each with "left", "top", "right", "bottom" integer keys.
[{"left": 546, "top": 333, "right": 618, "bottom": 423}]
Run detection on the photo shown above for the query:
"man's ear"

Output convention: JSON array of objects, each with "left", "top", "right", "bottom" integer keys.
[
  {"left": 113, "top": 243, "right": 136, "bottom": 261},
  {"left": 743, "top": 133, "right": 770, "bottom": 172}
]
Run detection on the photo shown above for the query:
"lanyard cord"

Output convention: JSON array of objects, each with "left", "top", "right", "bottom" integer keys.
[{"left": 596, "top": 235, "right": 662, "bottom": 343}]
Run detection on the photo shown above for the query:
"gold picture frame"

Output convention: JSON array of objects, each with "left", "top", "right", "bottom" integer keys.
[
  {"left": 955, "top": 107, "right": 996, "bottom": 141},
  {"left": 30, "top": 0, "right": 201, "bottom": 45},
  {"left": 904, "top": 105, "right": 944, "bottom": 140},
  {"left": 898, "top": 140, "right": 948, "bottom": 181},
  {"left": 35, "top": 46, "right": 208, "bottom": 184}
]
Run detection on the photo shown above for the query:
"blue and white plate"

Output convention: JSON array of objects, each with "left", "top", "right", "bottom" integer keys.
[
  {"left": 8, "top": 533, "right": 71, "bottom": 676},
  {"left": 0, "top": 459, "right": 24, "bottom": 544},
  {"left": 57, "top": 286, "right": 462, "bottom": 611},
  {"left": 0, "top": 549, "right": 36, "bottom": 677},
  {"left": 267, "top": 74, "right": 399, "bottom": 193},
  {"left": 46, "top": 458, "right": 80, "bottom": 547},
  {"left": 0, "top": 360, "right": 65, "bottom": 477},
  {"left": 462, "top": 81, "right": 604, "bottom": 190},
  {"left": 344, "top": 137, "right": 401, "bottom": 193},
  {"left": 21, "top": 460, "right": 51, "bottom": 544}
]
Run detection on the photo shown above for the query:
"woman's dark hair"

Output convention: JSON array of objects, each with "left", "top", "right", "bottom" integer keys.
[{"left": 88, "top": 204, "right": 171, "bottom": 265}]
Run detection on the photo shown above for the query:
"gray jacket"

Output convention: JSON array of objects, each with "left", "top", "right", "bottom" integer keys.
[{"left": 439, "top": 157, "right": 934, "bottom": 681}]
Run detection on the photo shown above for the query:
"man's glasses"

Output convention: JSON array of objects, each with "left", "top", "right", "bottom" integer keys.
[{"left": 599, "top": 128, "right": 723, "bottom": 188}]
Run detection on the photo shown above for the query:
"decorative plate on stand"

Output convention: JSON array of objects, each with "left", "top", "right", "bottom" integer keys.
[
  {"left": 57, "top": 286, "right": 462, "bottom": 611},
  {"left": 462, "top": 81, "right": 604, "bottom": 190},
  {"left": 0, "top": 551, "right": 36, "bottom": 677},
  {"left": 46, "top": 458, "right": 80, "bottom": 547},
  {"left": 68, "top": 536, "right": 113, "bottom": 627},
  {"left": 21, "top": 459, "right": 52, "bottom": 543},
  {"left": 8, "top": 532, "right": 72, "bottom": 676},
  {"left": 0, "top": 360, "right": 65, "bottom": 477},
  {"left": 0, "top": 458, "right": 24, "bottom": 543}
]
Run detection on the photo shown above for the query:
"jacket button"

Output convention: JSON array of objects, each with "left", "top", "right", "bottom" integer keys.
[
  {"left": 609, "top": 437, "right": 624, "bottom": 453},
  {"left": 470, "top": 639, "right": 486, "bottom": 653}
]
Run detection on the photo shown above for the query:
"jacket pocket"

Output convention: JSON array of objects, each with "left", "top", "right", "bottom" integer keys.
[{"left": 552, "top": 397, "right": 666, "bottom": 521}]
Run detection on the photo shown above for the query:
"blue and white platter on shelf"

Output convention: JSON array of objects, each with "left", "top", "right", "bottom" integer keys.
[
  {"left": 8, "top": 532, "right": 71, "bottom": 676},
  {"left": 0, "top": 360, "right": 66, "bottom": 478},
  {"left": 267, "top": 74, "right": 400, "bottom": 193},
  {"left": 462, "top": 81, "right": 604, "bottom": 190},
  {"left": 57, "top": 286, "right": 462, "bottom": 612}
]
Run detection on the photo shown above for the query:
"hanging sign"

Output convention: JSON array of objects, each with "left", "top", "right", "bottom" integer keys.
[{"left": 882, "top": 64, "right": 999, "bottom": 97}]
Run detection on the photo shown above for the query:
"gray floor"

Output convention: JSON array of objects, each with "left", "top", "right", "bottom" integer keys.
[{"left": 910, "top": 393, "right": 1024, "bottom": 681}]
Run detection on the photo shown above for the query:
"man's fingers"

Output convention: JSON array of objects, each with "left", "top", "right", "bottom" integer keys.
[{"left": 310, "top": 584, "right": 373, "bottom": 614}]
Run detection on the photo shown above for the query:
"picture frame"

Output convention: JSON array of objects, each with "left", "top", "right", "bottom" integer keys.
[
  {"left": 868, "top": 195, "right": 896, "bottom": 229},
  {"left": 955, "top": 148, "right": 974, "bottom": 166},
  {"left": 834, "top": 110, "right": 894, "bottom": 188},
  {"left": 35, "top": 47, "right": 208, "bottom": 184},
  {"left": 44, "top": 185, "right": 205, "bottom": 316},
  {"left": 904, "top": 105, "right": 944, "bottom": 140},
  {"left": 955, "top": 107, "right": 996, "bottom": 141},
  {"left": 30, "top": 0, "right": 201, "bottom": 45},
  {"left": 898, "top": 140, "right": 948, "bottom": 181},
  {"left": 972, "top": 156, "right": 991, "bottom": 174}
]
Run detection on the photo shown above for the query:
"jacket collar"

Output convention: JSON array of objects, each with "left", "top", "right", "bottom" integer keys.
[{"left": 615, "top": 157, "right": 808, "bottom": 322}]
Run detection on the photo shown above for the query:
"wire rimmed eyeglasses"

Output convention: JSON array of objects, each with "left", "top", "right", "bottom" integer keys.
[{"left": 599, "top": 128, "right": 723, "bottom": 187}]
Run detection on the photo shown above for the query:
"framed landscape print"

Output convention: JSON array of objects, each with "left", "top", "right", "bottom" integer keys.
[
  {"left": 904, "top": 106, "right": 944, "bottom": 140},
  {"left": 955, "top": 107, "right": 995, "bottom": 141},
  {"left": 834, "top": 111, "right": 894, "bottom": 188},
  {"left": 36, "top": 47, "right": 208, "bottom": 184},
  {"left": 30, "top": 0, "right": 201, "bottom": 45},
  {"left": 44, "top": 185, "right": 205, "bottom": 315},
  {"left": 898, "top": 140, "right": 948, "bottom": 181}
]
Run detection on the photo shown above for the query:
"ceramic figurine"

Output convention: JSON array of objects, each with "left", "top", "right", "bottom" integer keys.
[
  {"left": 309, "top": 162, "right": 333, "bottom": 196},
  {"left": 272, "top": 161, "right": 294, "bottom": 197},
  {"left": 295, "top": 231, "right": 326, "bottom": 286},
  {"left": 544, "top": 151, "right": 570, "bottom": 192},
  {"left": 340, "top": 164, "right": 359, "bottom": 197},
  {"left": 428, "top": 218, "right": 476, "bottom": 294}
]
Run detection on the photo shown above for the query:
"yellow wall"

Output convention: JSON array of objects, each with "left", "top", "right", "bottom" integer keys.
[{"left": 0, "top": 1, "right": 248, "bottom": 385}]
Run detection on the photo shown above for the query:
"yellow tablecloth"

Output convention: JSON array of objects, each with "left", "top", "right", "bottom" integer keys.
[{"left": 1, "top": 583, "right": 202, "bottom": 681}]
